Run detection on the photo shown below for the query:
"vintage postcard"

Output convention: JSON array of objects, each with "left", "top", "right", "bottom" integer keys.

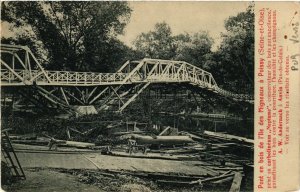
[
  {"left": 0, "top": 1, "right": 299, "bottom": 192},
  {"left": 254, "top": 2, "right": 299, "bottom": 192}
]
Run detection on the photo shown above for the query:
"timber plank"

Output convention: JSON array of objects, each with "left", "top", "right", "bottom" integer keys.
[{"left": 229, "top": 172, "right": 243, "bottom": 192}]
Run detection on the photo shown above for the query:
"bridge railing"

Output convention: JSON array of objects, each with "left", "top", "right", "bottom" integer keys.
[
  {"left": 1, "top": 66, "right": 253, "bottom": 100},
  {"left": 43, "top": 70, "right": 128, "bottom": 85},
  {"left": 1, "top": 69, "right": 30, "bottom": 83},
  {"left": 1, "top": 45, "right": 253, "bottom": 101},
  {"left": 146, "top": 73, "right": 189, "bottom": 82},
  {"left": 178, "top": 63, "right": 253, "bottom": 100},
  {"left": 0, "top": 69, "right": 130, "bottom": 85},
  {"left": 140, "top": 59, "right": 218, "bottom": 89}
]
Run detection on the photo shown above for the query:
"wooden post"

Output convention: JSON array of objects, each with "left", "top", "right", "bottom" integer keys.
[
  {"left": 214, "top": 121, "right": 217, "bottom": 132},
  {"left": 229, "top": 172, "right": 243, "bottom": 192},
  {"left": 12, "top": 54, "right": 15, "bottom": 71},
  {"left": 66, "top": 128, "right": 71, "bottom": 140},
  {"left": 60, "top": 87, "right": 69, "bottom": 105}
]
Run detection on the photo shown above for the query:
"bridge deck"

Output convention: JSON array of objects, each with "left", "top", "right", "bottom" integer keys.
[{"left": 1, "top": 44, "right": 253, "bottom": 103}]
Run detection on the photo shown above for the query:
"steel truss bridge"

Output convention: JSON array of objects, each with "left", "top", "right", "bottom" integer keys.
[{"left": 1, "top": 44, "right": 253, "bottom": 114}]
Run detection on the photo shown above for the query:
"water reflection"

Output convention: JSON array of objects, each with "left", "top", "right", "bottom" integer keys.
[{"left": 151, "top": 115, "right": 254, "bottom": 139}]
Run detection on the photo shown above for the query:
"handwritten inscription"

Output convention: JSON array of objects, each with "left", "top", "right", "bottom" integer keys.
[{"left": 290, "top": 18, "right": 299, "bottom": 71}]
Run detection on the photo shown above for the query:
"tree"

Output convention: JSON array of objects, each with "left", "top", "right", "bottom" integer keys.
[
  {"left": 134, "top": 22, "right": 214, "bottom": 69},
  {"left": 212, "top": 5, "right": 254, "bottom": 94},
  {"left": 134, "top": 22, "right": 174, "bottom": 59},
  {"left": 173, "top": 31, "right": 214, "bottom": 69},
  {"left": 1, "top": 1, "right": 132, "bottom": 72}
]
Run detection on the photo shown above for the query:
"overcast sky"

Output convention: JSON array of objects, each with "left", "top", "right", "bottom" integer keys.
[
  {"left": 118, "top": 2, "right": 250, "bottom": 50},
  {"left": 1, "top": 2, "right": 250, "bottom": 50}
]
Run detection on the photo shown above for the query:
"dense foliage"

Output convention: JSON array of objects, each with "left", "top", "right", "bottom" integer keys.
[
  {"left": 1, "top": 2, "right": 253, "bottom": 93},
  {"left": 210, "top": 5, "right": 254, "bottom": 94},
  {"left": 1, "top": 1, "right": 132, "bottom": 72},
  {"left": 134, "top": 6, "right": 254, "bottom": 94},
  {"left": 134, "top": 22, "right": 214, "bottom": 69}
]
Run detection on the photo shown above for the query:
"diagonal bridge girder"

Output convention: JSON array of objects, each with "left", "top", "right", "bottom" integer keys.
[{"left": 1, "top": 44, "right": 253, "bottom": 113}]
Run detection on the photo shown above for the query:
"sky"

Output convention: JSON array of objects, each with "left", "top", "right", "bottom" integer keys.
[
  {"left": 118, "top": 2, "right": 250, "bottom": 50},
  {"left": 1, "top": 2, "right": 250, "bottom": 50}
]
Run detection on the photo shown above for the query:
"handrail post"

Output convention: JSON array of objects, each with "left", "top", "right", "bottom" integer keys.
[
  {"left": 67, "top": 72, "right": 69, "bottom": 84},
  {"left": 76, "top": 72, "right": 78, "bottom": 84}
]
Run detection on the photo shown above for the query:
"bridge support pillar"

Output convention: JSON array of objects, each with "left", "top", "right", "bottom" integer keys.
[{"left": 74, "top": 105, "right": 98, "bottom": 117}]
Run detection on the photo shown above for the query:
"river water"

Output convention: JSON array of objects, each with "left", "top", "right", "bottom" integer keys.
[{"left": 151, "top": 115, "right": 254, "bottom": 139}]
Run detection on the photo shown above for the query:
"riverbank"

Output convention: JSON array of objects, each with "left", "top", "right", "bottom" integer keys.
[{"left": 2, "top": 142, "right": 253, "bottom": 192}]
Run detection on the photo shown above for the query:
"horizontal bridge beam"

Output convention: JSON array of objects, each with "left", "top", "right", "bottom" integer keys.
[{"left": 1, "top": 44, "right": 254, "bottom": 103}]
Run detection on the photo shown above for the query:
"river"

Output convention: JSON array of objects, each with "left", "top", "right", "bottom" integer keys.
[{"left": 151, "top": 114, "right": 254, "bottom": 139}]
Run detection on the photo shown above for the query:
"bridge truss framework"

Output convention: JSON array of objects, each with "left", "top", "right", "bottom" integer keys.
[{"left": 1, "top": 44, "right": 253, "bottom": 114}]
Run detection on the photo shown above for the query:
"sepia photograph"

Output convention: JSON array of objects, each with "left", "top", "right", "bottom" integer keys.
[{"left": 1, "top": 2, "right": 255, "bottom": 191}]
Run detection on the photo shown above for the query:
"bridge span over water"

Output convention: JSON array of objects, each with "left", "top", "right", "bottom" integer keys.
[{"left": 1, "top": 44, "right": 253, "bottom": 113}]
